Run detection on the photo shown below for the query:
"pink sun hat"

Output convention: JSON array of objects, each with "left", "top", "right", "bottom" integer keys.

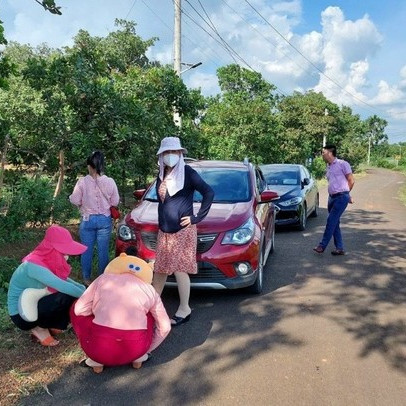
[{"left": 44, "top": 225, "right": 87, "bottom": 255}]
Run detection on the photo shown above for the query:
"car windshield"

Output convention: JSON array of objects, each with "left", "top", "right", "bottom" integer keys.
[
  {"left": 143, "top": 168, "right": 251, "bottom": 203},
  {"left": 263, "top": 169, "right": 299, "bottom": 186}
]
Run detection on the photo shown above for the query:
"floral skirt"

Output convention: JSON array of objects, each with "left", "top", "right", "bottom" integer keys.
[{"left": 154, "top": 225, "right": 197, "bottom": 275}]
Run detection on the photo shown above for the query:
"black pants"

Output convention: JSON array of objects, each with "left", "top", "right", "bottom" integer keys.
[{"left": 10, "top": 292, "right": 76, "bottom": 331}]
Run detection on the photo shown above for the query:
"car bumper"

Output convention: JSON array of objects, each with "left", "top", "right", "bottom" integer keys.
[
  {"left": 166, "top": 262, "right": 258, "bottom": 290},
  {"left": 116, "top": 226, "right": 262, "bottom": 290},
  {"left": 275, "top": 207, "right": 300, "bottom": 226}
]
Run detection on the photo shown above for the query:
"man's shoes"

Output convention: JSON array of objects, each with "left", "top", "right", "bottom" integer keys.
[
  {"left": 313, "top": 245, "right": 324, "bottom": 254},
  {"left": 171, "top": 314, "right": 191, "bottom": 327},
  {"left": 331, "top": 249, "right": 345, "bottom": 256}
]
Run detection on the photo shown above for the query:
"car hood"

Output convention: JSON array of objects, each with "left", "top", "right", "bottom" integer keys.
[
  {"left": 130, "top": 200, "right": 253, "bottom": 233},
  {"left": 267, "top": 185, "right": 300, "bottom": 199}
]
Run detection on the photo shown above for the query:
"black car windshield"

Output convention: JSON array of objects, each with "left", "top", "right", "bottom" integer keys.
[
  {"left": 263, "top": 169, "right": 299, "bottom": 186},
  {"left": 143, "top": 168, "right": 251, "bottom": 203}
]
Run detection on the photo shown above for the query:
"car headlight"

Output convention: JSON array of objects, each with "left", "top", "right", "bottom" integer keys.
[
  {"left": 118, "top": 224, "right": 136, "bottom": 241},
  {"left": 222, "top": 217, "right": 255, "bottom": 245},
  {"left": 279, "top": 197, "right": 302, "bottom": 206}
]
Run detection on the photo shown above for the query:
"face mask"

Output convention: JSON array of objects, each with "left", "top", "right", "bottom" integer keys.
[{"left": 163, "top": 153, "right": 180, "bottom": 167}]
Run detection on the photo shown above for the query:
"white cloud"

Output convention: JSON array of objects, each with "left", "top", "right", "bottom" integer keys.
[
  {"left": 370, "top": 81, "right": 404, "bottom": 105},
  {"left": 186, "top": 72, "right": 219, "bottom": 96}
]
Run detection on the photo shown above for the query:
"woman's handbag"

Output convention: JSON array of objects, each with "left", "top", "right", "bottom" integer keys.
[
  {"left": 95, "top": 181, "right": 120, "bottom": 220},
  {"left": 110, "top": 206, "right": 121, "bottom": 220}
]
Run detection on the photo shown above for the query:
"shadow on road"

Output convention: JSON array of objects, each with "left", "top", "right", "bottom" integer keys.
[{"left": 21, "top": 199, "right": 406, "bottom": 405}]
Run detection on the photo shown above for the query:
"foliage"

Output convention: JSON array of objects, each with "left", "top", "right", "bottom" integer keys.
[
  {"left": 0, "top": 19, "right": 395, "bottom": 230},
  {"left": 310, "top": 156, "right": 326, "bottom": 179},
  {"left": 200, "top": 64, "right": 283, "bottom": 163},
  {"left": 0, "top": 177, "right": 77, "bottom": 242},
  {"left": 0, "top": 288, "right": 14, "bottom": 332},
  {"left": 0, "top": 257, "right": 19, "bottom": 291}
]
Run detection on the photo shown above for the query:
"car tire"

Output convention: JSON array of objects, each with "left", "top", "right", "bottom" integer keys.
[
  {"left": 297, "top": 204, "right": 307, "bottom": 231},
  {"left": 247, "top": 243, "right": 264, "bottom": 294},
  {"left": 269, "top": 221, "right": 275, "bottom": 254},
  {"left": 310, "top": 194, "right": 319, "bottom": 218}
]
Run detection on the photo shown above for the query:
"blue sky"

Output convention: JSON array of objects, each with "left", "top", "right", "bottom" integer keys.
[{"left": 2, "top": 0, "right": 406, "bottom": 143}]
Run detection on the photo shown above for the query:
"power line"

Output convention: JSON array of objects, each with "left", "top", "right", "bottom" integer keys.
[
  {"left": 182, "top": 0, "right": 287, "bottom": 97},
  {"left": 243, "top": 0, "right": 389, "bottom": 117}
]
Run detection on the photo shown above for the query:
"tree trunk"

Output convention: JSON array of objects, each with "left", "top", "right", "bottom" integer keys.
[
  {"left": 53, "top": 149, "right": 65, "bottom": 197},
  {"left": 0, "top": 134, "right": 10, "bottom": 197}
]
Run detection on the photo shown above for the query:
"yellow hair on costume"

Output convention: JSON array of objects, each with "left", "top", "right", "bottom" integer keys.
[{"left": 104, "top": 253, "right": 153, "bottom": 285}]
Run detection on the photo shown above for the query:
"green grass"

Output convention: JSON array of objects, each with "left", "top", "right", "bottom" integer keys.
[{"left": 0, "top": 289, "right": 14, "bottom": 334}]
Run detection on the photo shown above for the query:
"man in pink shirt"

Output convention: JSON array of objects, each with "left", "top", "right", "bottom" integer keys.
[
  {"left": 70, "top": 253, "right": 171, "bottom": 373},
  {"left": 313, "top": 145, "right": 355, "bottom": 255}
]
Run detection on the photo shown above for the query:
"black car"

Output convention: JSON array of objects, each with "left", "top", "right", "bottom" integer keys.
[{"left": 260, "top": 164, "right": 319, "bottom": 230}]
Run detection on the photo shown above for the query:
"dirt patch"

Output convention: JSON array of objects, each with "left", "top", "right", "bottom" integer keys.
[{"left": 0, "top": 329, "right": 84, "bottom": 406}]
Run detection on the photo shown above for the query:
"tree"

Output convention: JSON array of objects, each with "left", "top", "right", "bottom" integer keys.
[{"left": 200, "top": 64, "right": 282, "bottom": 163}]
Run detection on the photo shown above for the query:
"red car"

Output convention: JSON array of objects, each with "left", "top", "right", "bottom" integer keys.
[{"left": 116, "top": 159, "right": 278, "bottom": 294}]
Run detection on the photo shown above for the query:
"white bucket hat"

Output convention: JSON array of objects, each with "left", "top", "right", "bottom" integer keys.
[{"left": 156, "top": 136, "right": 187, "bottom": 155}]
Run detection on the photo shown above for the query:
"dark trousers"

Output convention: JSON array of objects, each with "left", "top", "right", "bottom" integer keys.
[{"left": 10, "top": 292, "right": 76, "bottom": 331}]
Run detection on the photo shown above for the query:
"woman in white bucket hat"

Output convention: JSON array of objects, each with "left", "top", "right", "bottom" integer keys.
[{"left": 153, "top": 137, "right": 214, "bottom": 326}]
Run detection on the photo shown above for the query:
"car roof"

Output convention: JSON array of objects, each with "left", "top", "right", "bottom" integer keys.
[
  {"left": 188, "top": 159, "right": 251, "bottom": 171},
  {"left": 260, "top": 163, "right": 302, "bottom": 170}
]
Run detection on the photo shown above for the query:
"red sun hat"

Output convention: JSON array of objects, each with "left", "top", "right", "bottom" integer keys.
[{"left": 44, "top": 225, "right": 87, "bottom": 255}]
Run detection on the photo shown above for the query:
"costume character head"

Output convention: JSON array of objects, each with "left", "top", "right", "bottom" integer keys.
[{"left": 104, "top": 253, "right": 153, "bottom": 285}]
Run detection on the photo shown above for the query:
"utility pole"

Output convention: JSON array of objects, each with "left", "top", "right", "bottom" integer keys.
[
  {"left": 173, "top": 0, "right": 182, "bottom": 128},
  {"left": 322, "top": 108, "right": 328, "bottom": 148},
  {"left": 367, "top": 134, "right": 371, "bottom": 165}
]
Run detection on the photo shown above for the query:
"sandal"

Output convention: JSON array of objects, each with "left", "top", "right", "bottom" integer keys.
[
  {"left": 31, "top": 334, "right": 59, "bottom": 347},
  {"left": 132, "top": 353, "right": 151, "bottom": 369},
  {"left": 49, "top": 328, "right": 63, "bottom": 336},
  {"left": 79, "top": 359, "right": 103, "bottom": 374},
  {"left": 171, "top": 314, "right": 191, "bottom": 326}
]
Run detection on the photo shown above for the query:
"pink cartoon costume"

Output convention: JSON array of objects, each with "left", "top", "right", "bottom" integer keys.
[{"left": 70, "top": 253, "right": 171, "bottom": 373}]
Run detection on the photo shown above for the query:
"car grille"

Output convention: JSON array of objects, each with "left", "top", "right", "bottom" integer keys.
[
  {"left": 140, "top": 232, "right": 218, "bottom": 253},
  {"left": 277, "top": 210, "right": 298, "bottom": 220},
  {"left": 167, "top": 262, "right": 226, "bottom": 282}
]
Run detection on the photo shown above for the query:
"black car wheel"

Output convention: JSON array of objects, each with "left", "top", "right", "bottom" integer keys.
[
  {"left": 248, "top": 241, "right": 264, "bottom": 294},
  {"left": 270, "top": 222, "right": 275, "bottom": 253},
  {"left": 298, "top": 204, "right": 307, "bottom": 231},
  {"left": 310, "top": 194, "right": 319, "bottom": 218}
]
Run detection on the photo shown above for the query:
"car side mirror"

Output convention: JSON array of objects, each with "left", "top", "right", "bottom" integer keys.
[
  {"left": 133, "top": 189, "right": 146, "bottom": 200},
  {"left": 302, "top": 178, "right": 310, "bottom": 187},
  {"left": 259, "top": 190, "right": 279, "bottom": 203}
]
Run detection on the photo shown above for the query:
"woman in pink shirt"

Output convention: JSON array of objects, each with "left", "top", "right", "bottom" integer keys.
[
  {"left": 70, "top": 253, "right": 171, "bottom": 373},
  {"left": 69, "top": 151, "right": 119, "bottom": 286}
]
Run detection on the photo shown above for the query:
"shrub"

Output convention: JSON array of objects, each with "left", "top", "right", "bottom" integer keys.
[
  {"left": 310, "top": 156, "right": 326, "bottom": 179},
  {"left": 0, "top": 177, "right": 78, "bottom": 243},
  {"left": 0, "top": 257, "right": 19, "bottom": 290}
]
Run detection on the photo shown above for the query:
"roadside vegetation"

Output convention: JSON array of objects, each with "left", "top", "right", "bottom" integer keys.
[{"left": 0, "top": 9, "right": 406, "bottom": 406}]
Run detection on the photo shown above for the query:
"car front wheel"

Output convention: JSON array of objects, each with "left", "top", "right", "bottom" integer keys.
[
  {"left": 310, "top": 194, "right": 319, "bottom": 218},
  {"left": 247, "top": 243, "right": 264, "bottom": 294},
  {"left": 297, "top": 204, "right": 307, "bottom": 231}
]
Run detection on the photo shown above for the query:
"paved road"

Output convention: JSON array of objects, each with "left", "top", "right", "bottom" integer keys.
[{"left": 23, "top": 168, "right": 406, "bottom": 406}]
